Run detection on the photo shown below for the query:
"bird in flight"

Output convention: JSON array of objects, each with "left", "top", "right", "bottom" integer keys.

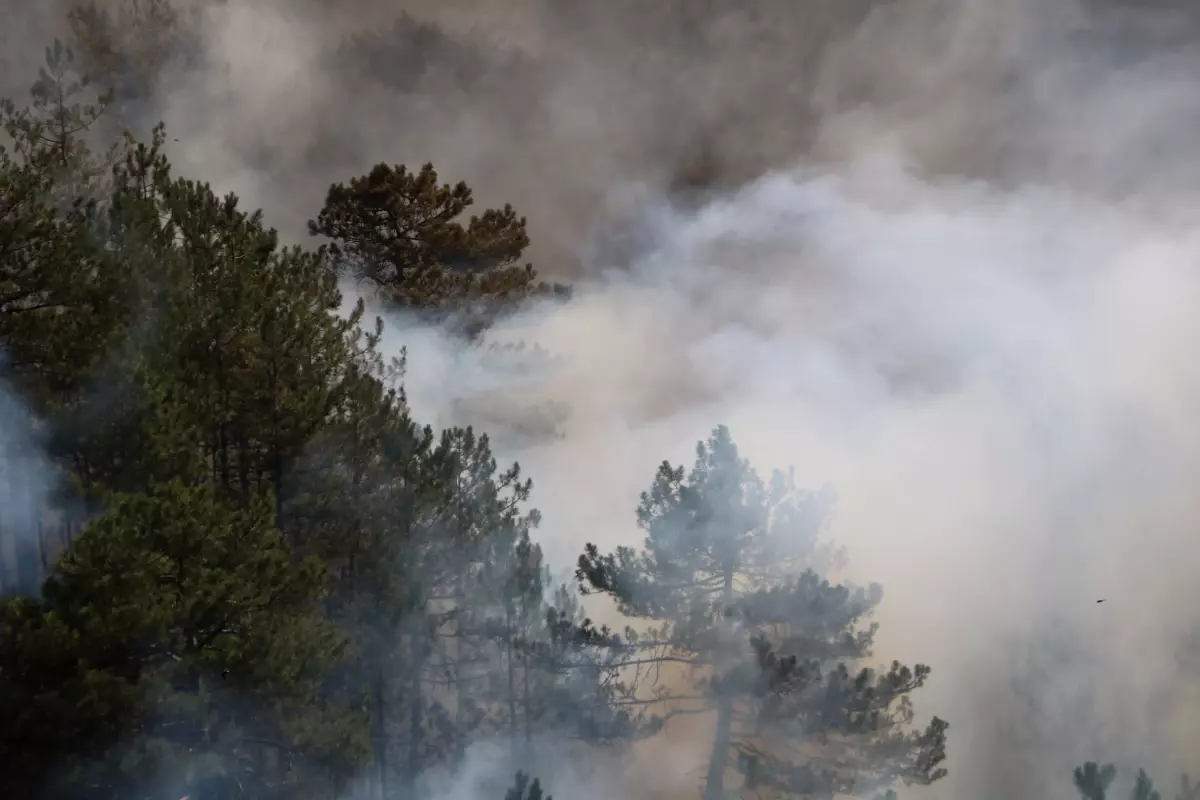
[{"left": 1096, "top": 599, "right": 1105, "bottom": 604}]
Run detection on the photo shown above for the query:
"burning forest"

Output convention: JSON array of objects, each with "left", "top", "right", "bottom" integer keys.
[{"left": 4, "top": 1, "right": 1200, "bottom": 798}]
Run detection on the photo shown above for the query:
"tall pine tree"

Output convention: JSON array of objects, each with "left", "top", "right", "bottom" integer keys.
[
  {"left": 309, "top": 162, "right": 567, "bottom": 337},
  {"left": 577, "top": 426, "right": 948, "bottom": 798}
]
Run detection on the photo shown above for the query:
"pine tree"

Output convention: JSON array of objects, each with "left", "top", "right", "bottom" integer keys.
[
  {"left": 287, "top": 392, "right": 636, "bottom": 796},
  {"left": 0, "top": 43, "right": 131, "bottom": 593},
  {"left": 577, "top": 426, "right": 948, "bottom": 798},
  {"left": 0, "top": 481, "right": 367, "bottom": 799},
  {"left": 309, "top": 162, "right": 567, "bottom": 336},
  {"left": 0, "top": 42, "right": 125, "bottom": 408},
  {"left": 1072, "top": 763, "right": 1200, "bottom": 800},
  {"left": 1, "top": 38, "right": 117, "bottom": 202},
  {"left": 45, "top": 122, "right": 371, "bottom": 516},
  {"left": 0, "top": 11, "right": 982, "bottom": 798},
  {"left": 505, "top": 771, "right": 551, "bottom": 800}
]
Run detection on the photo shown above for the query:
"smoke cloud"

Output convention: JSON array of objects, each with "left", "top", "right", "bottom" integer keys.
[
  {"left": 398, "top": 155, "right": 1200, "bottom": 799},
  {"left": 0, "top": 378, "right": 68, "bottom": 595},
  {"left": 11, "top": 0, "right": 1200, "bottom": 796}
]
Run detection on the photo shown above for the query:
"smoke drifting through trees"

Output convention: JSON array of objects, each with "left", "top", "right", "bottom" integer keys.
[
  {"left": 0, "top": 381, "right": 64, "bottom": 594},
  {"left": 6, "top": 0, "right": 1200, "bottom": 799}
]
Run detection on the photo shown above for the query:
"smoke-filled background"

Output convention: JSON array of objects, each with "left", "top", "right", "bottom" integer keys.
[{"left": 8, "top": 0, "right": 1200, "bottom": 797}]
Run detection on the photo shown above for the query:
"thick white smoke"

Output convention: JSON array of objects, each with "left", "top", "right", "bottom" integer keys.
[
  {"left": 385, "top": 152, "right": 1200, "bottom": 797},
  {"left": 349, "top": 1, "right": 1200, "bottom": 794}
]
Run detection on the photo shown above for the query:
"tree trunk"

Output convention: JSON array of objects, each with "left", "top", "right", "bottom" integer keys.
[
  {"left": 703, "top": 697, "right": 734, "bottom": 800},
  {"left": 506, "top": 606, "right": 518, "bottom": 757},
  {"left": 522, "top": 644, "right": 532, "bottom": 748},
  {"left": 703, "top": 566, "right": 737, "bottom": 800},
  {"left": 407, "top": 627, "right": 423, "bottom": 796},
  {"left": 373, "top": 668, "right": 388, "bottom": 800}
]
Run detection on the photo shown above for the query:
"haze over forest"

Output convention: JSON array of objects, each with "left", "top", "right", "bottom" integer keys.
[{"left": 4, "top": 1, "right": 1200, "bottom": 799}]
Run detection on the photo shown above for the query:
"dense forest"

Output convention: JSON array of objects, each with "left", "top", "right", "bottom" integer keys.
[
  {"left": 0, "top": 11, "right": 948, "bottom": 799},
  {"left": 3, "top": 1, "right": 1200, "bottom": 800}
]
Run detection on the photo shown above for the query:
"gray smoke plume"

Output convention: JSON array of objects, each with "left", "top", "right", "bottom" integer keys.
[{"left": 395, "top": 155, "right": 1200, "bottom": 798}]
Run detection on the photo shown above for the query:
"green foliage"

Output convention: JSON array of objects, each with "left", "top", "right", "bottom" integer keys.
[
  {"left": 578, "top": 426, "right": 947, "bottom": 798},
  {"left": 311, "top": 163, "right": 527, "bottom": 280},
  {"left": 0, "top": 10, "right": 957, "bottom": 800},
  {"left": 505, "top": 771, "right": 552, "bottom": 800},
  {"left": 0, "top": 482, "right": 366, "bottom": 798},
  {"left": 309, "top": 162, "right": 567, "bottom": 336},
  {"left": 1070, "top": 763, "right": 1200, "bottom": 800},
  {"left": 1134, "top": 771, "right": 1163, "bottom": 800},
  {"left": 0, "top": 41, "right": 603, "bottom": 795},
  {"left": 290, "top": 410, "right": 632, "bottom": 787},
  {"left": 1, "top": 38, "right": 117, "bottom": 194},
  {"left": 0, "top": 41, "right": 123, "bottom": 407},
  {"left": 44, "top": 121, "right": 373, "bottom": 508}
]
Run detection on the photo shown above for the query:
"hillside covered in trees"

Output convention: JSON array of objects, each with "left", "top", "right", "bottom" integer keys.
[
  {"left": 5, "top": 1, "right": 1200, "bottom": 800},
  {"left": 0, "top": 14, "right": 950, "bottom": 800}
]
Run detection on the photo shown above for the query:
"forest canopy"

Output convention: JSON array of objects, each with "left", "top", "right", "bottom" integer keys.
[
  {"left": 10, "top": 2, "right": 1186, "bottom": 800},
  {"left": 0, "top": 20, "right": 954, "bottom": 799}
]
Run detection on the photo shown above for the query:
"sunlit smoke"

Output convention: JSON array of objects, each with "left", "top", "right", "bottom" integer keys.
[{"left": 391, "top": 152, "right": 1200, "bottom": 797}]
